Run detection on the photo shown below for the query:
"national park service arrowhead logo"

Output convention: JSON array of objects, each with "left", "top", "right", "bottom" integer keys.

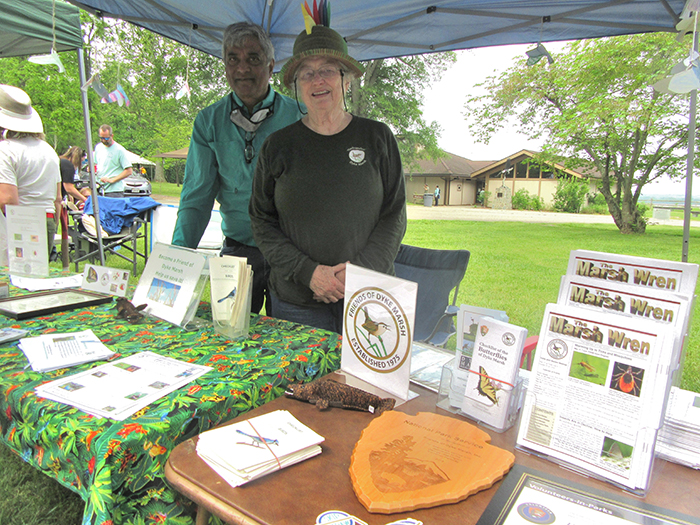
[
  {"left": 480, "top": 325, "right": 489, "bottom": 337},
  {"left": 344, "top": 287, "right": 411, "bottom": 374}
]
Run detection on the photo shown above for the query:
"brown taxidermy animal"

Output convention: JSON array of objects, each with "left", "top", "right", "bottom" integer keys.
[
  {"left": 285, "top": 379, "right": 395, "bottom": 416},
  {"left": 115, "top": 297, "right": 147, "bottom": 324}
]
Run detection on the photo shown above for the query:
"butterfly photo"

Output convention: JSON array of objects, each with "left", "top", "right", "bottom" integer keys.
[{"left": 475, "top": 366, "right": 500, "bottom": 405}]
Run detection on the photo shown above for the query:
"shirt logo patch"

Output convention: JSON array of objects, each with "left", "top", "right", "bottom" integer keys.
[{"left": 348, "top": 148, "right": 366, "bottom": 166}]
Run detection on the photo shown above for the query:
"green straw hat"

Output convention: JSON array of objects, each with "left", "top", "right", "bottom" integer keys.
[{"left": 281, "top": 25, "right": 364, "bottom": 88}]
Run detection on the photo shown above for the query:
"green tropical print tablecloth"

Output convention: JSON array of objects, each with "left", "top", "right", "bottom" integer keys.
[{"left": 0, "top": 298, "right": 341, "bottom": 525}]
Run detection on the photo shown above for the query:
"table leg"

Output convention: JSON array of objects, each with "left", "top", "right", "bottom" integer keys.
[{"left": 196, "top": 506, "right": 210, "bottom": 525}]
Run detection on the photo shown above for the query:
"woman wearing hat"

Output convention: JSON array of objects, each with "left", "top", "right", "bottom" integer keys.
[
  {"left": 249, "top": 17, "right": 407, "bottom": 334},
  {"left": 0, "top": 84, "right": 61, "bottom": 255}
]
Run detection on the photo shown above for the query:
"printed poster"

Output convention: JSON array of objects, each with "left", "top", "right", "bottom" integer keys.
[{"left": 342, "top": 263, "right": 417, "bottom": 400}]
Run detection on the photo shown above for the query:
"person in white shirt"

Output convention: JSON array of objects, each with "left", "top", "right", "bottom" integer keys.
[{"left": 0, "top": 84, "right": 61, "bottom": 254}]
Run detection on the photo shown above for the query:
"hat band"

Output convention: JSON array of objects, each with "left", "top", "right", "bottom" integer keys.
[{"left": 0, "top": 108, "right": 33, "bottom": 119}]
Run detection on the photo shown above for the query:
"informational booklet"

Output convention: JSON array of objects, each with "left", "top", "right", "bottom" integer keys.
[
  {"left": 35, "top": 351, "right": 211, "bottom": 420},
  {"left": 81, "top": 264, "right": 130, "bottom": 297},
  {"left": 209, "top": 256, "right": 252, "bottom": 339},
  {"left": 516, "top": 303, "right": 675, "bottom": 493},
  {"left": 557, "top": 275, "right": 691, "bottom": 375},
  {"left": 656, "top": 386, "right": 700, "bottom": 469},
  {"left": 132, "top": 243, "right": 209, "bottom": 327},
  {"left": 19, "top": 329, "right": 114, "bottom": 372},
  {"left": 567, "top": 249, "right": 698, "bottom": 298},
  {"left": 461, "top": 317, "right": 527, "bottom": 430},
  {"left": 342, "top": 263, "right": 417, "bottom": 400},
  {"left": 5, "top": 204, "right": 49, "bottom": 277},
  {"left": 451, "top": 304, "right": 509, "bottom": 407},
  {"left": 196, "top": 409, "right": 324, "bottom": 487}
]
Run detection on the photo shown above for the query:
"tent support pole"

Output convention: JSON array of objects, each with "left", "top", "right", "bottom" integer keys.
[
  {"left": 682, "top": 30, "right": 698, "bottom": 263},
  {"left": 77, "top": 47, "right": 105, "bottom": 266}
]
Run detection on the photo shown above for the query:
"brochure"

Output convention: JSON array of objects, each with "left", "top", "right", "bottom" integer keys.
[
  {"left": 196, "top": 409, "right": 324, "bottom": 487},
  {"left": 19, "top": 329, "right": 114, "bottom": 372},
  {"left": 209, "top": 256, "right": 252, "bottom": 339},
  {"left": 657, "top": 386, "right": 700, "bottom": 469},
  {"left": 132, "top": 243, "right": 209, "bottom": 327},
  {"left": 516, "top": 303, "right": 675, "bottom": 493},
  {"left": 461, "top": 317, "right": 527, "bottom": 430},
  {"left": 451, "top": 304, "right": 509, "bottom": 407},
  {"left": 566, "top": 249, "right": 698, "bottom": 298},
  {"left": 0, "top": 327, "right": 29, "bottom": 344},
  {"left": 35, "top": 351, "right": 211, "bottom": 420}
]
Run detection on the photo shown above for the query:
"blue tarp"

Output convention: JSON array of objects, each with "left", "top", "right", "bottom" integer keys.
[{"left": 66, "top": 0, "right": 686, "bottom": 69}]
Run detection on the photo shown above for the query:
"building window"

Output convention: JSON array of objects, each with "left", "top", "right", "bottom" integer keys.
[
  {"left": 516, "top": 162, "right": 527, "bottom": 178},
  {"left": 541, "top": 168, "right": 554, "bottom": 179},
  {"left": 528, "top": 165, "right": 540, "bottom": 178}
]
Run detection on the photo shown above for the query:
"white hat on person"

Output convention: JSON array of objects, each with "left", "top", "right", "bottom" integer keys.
[{"left": 0, "top": 84, "right": 44, "bottom": 134}]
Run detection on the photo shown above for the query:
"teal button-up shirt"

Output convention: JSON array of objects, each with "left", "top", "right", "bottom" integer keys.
[{"left": 172, "top": 87, "right": 302, "bottom": 248}]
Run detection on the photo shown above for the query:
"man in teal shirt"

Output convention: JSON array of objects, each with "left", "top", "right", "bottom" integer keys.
[
  {"left": 95, "top": 124, "right": 132, "bottom": 197},
  {"left": 172, "top": 22, "right": 302, "bottom": 315}
]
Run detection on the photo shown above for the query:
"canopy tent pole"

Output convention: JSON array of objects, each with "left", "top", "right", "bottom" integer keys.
[
  {"left": 77, "top": 47, "right": 105, "bottom": 265},
  {"left": 682, "top": 29, "right": 698, "bottom": 263}
]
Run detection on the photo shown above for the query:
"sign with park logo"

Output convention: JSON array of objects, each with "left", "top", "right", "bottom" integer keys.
[{"left": 342, "top": 263, "right": 417, "bottom": 400}]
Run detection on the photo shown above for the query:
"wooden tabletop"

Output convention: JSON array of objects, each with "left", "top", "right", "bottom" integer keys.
[{"left": 166, "top": 373, "right": 700, "bottom": 525}]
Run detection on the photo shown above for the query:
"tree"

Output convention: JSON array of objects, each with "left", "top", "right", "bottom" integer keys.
[
  {"left": 273, "top": 52, "right": 456, "bottom": 169},
  {"left": 466, "top": 33, "right": 690, "bottom": 234}
]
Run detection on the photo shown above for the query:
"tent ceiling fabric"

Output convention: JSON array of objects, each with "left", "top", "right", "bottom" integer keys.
[
  {"left": 1, "top": 0, "right": 83, "bottom": 57},
  {"left": 66, "top": 0, "right": 684, "bottom": 70}
]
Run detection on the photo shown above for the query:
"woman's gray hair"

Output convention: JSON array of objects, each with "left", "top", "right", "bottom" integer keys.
[{"left": 222, "top": 22, "right": 275, "bottom": 64}]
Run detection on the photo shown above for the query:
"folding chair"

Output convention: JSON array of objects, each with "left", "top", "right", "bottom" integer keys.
[
  {"left": 394, "top": 244, "right": 470, "bottom": 347},
  {"left": 68, "top": 196, "right": 160, "bottom": 274}
]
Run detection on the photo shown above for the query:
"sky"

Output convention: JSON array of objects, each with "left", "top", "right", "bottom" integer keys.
[{"left": 420, "top": 44, "right": 700, "bottom": 197}]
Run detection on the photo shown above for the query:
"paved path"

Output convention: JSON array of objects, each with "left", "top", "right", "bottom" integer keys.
[{"left": 151, "top": 195, "right": 692, "bottom": 227}]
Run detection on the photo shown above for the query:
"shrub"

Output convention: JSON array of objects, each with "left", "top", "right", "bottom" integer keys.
[
  {"left": 477, "top": 190, "right": 491, "bottom": 206},
  {"left": 512, "top": 189, "right": 545, "bottom": 210},
  {"left": 553, "top": 177, "right": 589, "bottom": 213}
]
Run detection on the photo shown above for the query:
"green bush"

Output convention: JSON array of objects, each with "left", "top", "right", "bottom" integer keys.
[
  {"left": 588, "top": 192, "right": 606, "bottom": 206},
  {"left": 553, "top": 177, "right": 590, "bottom": 213},
  {"left": 512, "top": 188, "right": 545, "bottom": 210},
  {"left": 477, "top": 190, "right": 491, "bottom": 206}
]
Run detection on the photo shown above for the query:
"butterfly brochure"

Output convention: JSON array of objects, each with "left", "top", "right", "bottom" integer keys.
[
  {"left": 196, "top": 409, "right": 324, "bottom": 487},
  {"left": 516, "top": 303, "right": 675, "bottom": 494},
  {"left": 461, "top": 317, "right": 527, "bottom": 430}
]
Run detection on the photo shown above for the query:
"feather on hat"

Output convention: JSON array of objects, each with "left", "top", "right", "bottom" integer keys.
[{"left": 280, "top": 0, "right": 364, "bottom": 88}]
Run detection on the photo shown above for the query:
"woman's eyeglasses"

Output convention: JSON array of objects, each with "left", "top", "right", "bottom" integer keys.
[{"left": 296, "top": 67, "right": 340, "bottom": 83}]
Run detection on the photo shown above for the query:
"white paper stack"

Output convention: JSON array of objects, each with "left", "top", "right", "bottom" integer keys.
[
  {"left": 19, "top": 329, "right": 114, "bottom": 372},
  {"left": 656, "top": 387, "right": 700, "bottom": 469},
  {"left": 196, "top": 410, "right": 324, "bottom": 487}
]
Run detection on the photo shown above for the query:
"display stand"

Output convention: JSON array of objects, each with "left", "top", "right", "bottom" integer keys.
[{"left": 437, "top": 361, "right": 524, "bottom": 433}]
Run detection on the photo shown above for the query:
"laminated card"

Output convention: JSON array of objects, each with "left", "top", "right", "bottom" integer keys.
[
  {"left": 5, "top": 205, "right": 49, "bottom": 277},
  {"left": 342, "top": 263, "right": 417, "bottom": 400},
  {"left": 132, "top": 243, "right": 208, "bottom": 327}
]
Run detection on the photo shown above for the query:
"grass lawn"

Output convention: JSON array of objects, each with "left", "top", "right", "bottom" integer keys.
[{"left": 4, "top": 188, "right": 699, "bottom": 524}]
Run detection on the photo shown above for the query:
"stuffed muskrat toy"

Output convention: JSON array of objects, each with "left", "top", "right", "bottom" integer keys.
[{"left": 285, "top": 378, "right": 395, "bottom": 416}]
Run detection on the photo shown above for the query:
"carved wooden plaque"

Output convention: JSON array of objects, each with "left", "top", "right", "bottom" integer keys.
[{"left": 349, "top": 411, "right": 515, "bottom": 513}]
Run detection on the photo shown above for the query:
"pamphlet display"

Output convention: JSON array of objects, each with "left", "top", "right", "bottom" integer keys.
[
  {"left": 342, "top": 263, "right": 417, "bottom": 400},
  {"left": 81, "top": 264, "right": 130, "bottom": 297},
  {"left": 209, "top": 256, "right": 252, "bottom": 340},
  {"left": 656, "top": 386, "right": 700, "bottom": 469},
  {"left": 461, "top": 317, "right": 527, "bottom": 430},
  {"left": 516, "top": 303, "right": 675, "bottom": 493},
  {"left": 132, "top": 243, "right": 209, "bottom": 328},
  {"left": 5, "top": 205, "right": 49, "bottom": 277},
  {"left": 196, "top": 409, "right": 324, "bottom": 487},
  {"left": 451, "top": 304, "right": 508, "bottom": 407},
  {"left": 35, "top": 351, "right": 211, "bottom": 420}
]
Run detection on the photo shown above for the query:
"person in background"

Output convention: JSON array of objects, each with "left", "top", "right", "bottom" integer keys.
[
  {"left": 59, "top": 146, "right": 87, "bottom": 205},
  {"left": 0, "top": 84, "right": 61, "bottom": 254},
  {"left": 434, "top": 184, "right": 441, "bottom": 206},
  {"left": 172, "top": 22, "right": 303, "bottom": 315},
  {"left": 94, "top": 124, "right": 132, "bottom": 198},
  {"left": 249, "top": 18, "right": 407, "bottom": 334}
]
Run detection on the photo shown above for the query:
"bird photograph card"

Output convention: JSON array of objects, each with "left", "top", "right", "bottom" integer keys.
[{"left": 342, "top": 263, "right": 417, "bottom": 400}]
